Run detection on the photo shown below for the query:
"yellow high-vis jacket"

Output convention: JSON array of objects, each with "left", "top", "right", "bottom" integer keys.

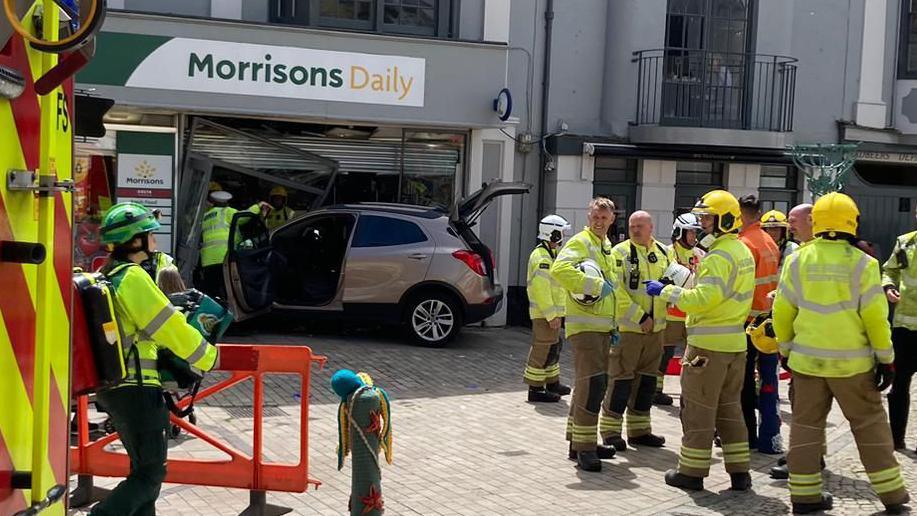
[{"left": 551, "top": 228, "right": 617, "bottom": 338}]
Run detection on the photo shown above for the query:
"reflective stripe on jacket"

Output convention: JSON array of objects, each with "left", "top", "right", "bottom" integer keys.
[
  {"left": 773, "top": 238, "right": 893, "bottom": 378},
  {"left": 550, "top": 228, "right": 617, "bottom": 337},
  {"left": 739, "top": 222, "right": 780, "bottom": 318},
  {"left": 666, "top": 243, "right": 704, "bottom": 322},
  {"left": 611, "top": 239, "right": 670, "bottom": 333},
  {"left": 527, "top": 243, "right": 565, "bottom": 321},
  {"left": 660, "top": 234, "right": 755, "bottom": 352},
  {"left": 108, "top": 262, "right": 219, "bottom": 388},
  {"left": 265, "top": 206, "right": 296, "bottom": 230},
  {"left": 882, "top": 230, "right": 917, "bottom": 330}
]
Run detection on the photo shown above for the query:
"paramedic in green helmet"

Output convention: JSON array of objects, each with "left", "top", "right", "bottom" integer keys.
[{"left": 91, "top": 202, "right": 219, "bottom": 516}]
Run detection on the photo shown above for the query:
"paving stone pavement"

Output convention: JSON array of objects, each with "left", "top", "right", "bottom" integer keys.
[{"left": 68, "top": 325, "right": 917, "bottom": 515}]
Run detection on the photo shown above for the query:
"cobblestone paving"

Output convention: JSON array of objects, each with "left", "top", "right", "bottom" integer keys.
[{"left": 69, "top": 324, "right": 917, "bottom": 515}]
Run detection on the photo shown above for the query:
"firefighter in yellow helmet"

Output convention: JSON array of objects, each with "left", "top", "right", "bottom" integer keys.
[
  {"left": 773, "top": 192, "right": 908, "bottom": 514},
  {"left": 265, "top": 185, "right": 297, "bottom": 230},
  {"left": 550, "top": 197, "right": 619, "bottom": 472},
  {"left": 92, "top": 203, "right": 219, "bottom": 516},
  {"left": 644, "top": 189, "right": 755, "bottom": 492},
  {"left": 761, "top": 209, "right": 799, "bottom": 270}
]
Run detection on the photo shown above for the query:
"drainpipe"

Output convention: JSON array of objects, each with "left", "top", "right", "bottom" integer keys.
[{"left": 536, "top": 0, "right": 554, "bottom": 220}]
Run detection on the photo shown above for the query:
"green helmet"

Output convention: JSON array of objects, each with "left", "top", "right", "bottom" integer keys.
[{"left": 100, "top": 202, "right": 161, "bottom": 245}]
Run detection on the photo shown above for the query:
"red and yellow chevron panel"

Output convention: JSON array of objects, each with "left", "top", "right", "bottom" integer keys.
[{"left": 0, "top": 5, "right": 73, "bottom": 515}]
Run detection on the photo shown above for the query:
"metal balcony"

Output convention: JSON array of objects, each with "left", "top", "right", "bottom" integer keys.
[{"left": 633, "top": 49, "right": 798, "bottom": 132}]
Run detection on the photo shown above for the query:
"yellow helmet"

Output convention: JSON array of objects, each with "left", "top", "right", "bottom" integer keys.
[
  {"left": 760, "top": 210, "right": 788, "bottom": 229},
  {"left": 746, "top": 314, "right": 778, "bottom": 354},
  {"left": 270, "top": 185, "right": 288, "bottom": 198},
  {"left": 812, "top": 192, "right": 859, "bottom": 237},
  {"left": 208, "top": 181, "right": 223, "bottom": 192},
  {"left": 692, "top": 190, "right": 742, "bottom": 234}
]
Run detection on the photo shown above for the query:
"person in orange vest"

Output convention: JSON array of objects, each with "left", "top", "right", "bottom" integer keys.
[{"left": 737, "top": 195, "right": 782, "bottom": 454}]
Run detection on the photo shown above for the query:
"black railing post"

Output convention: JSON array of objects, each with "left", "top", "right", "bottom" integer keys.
[{"left": 634, "top": 51, "right": 644, "bottom": 124}]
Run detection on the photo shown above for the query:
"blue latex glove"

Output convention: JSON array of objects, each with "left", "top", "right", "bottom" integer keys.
[
  {"left": 600, "top": 280, "right": 614, "bottom": 299},
  {"left": 644, "top": 280, "right": 666, "bottom": 297},
  {"left": 611, "top": 331, "right": 621, "bottom": 347}
]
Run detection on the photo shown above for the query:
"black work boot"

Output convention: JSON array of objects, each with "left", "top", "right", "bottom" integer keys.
[
  {"left": 527, "top": 387, "right": 561, "bottom": 403},
  {"left": 546, "top": 382, "right": 572, "bottom": 396},
  {"left": 629, "top": 433, "right": 666, "bottom": 448},
  {"left": 792, "top": 493, "right": 833, "bottom": 514},
  {"left": 596, "top": 444, "right": 616, "bottom": 459},
  {"left": 664, "top": 469, "right": 704, "bottom": 491},
  {"left": 885, "top": 503, "right": 908, "bottom": 515},
  {"left": 576, "top": 450, "right": 602, "bottom": 472},
  {"left": 730, "top": 472, "right": 752, "bottom": 491},
  {"left": 769, "top": 464, "right": 788, "bottom": 479},
  {"left": 604, "top": 435, "right": 627, "bottom": 451},
  {"left": 653, "top": 391, "right": 674, "bottom": 406}
]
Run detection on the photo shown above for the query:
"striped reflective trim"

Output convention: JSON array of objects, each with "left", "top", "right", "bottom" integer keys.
[
  {"left": 201, "top": 239, "right": 226, "bottom": 249},
  {"left": 868, "top": 466, "right": 906, "bottom": 494},
  {"left": 185, "top": 338, "right": 211, "bottom": 366},
  {"left": 680, "top": 446, "right": 712, "bottom": 459},
  {"left": 687, "top": 325, "right": 744, "bottom": 336},
  {"left": 623, "top": 303, "right": 641, "bottom": 323},
  {"left": 755, "top": 274, "right": 779, "bottom": 285},
  {"left": 566, "top": 315, "right": 613, "bottom": 326},
  {"left": 721, "top": 442, "right": 748, "bottom": 452},
  {"left": 778, "top": 283, "right": 799, "bottom": 304},
  {"left": 699, "top": 276, "right": 729, "bottom": 290},
  {"left": 706, "top": 250, "right": 736, "bottom": 268},
  {"left": 141, "top": 305, "right": 175, "bottom": 338},
  {"left": 138, "top": 358, "right": 158, "bottom": 370},
  {"left": 873, "top": 347, "right": 894, "bottom": 363},
  {"left": 665, "top": 286, "right": 683, "bottom": 304},
  {"left": 789, "top": 472, "right": 823, "bottom": 496},
  {"left": 679, "top": 446, "right": 712, "bottom": 469},
  {"left": 722, "top": 441, "right": 750, "bottom": 463},
  {"left": 599, "top": 416, "right": 623, "bottom": 431},
  {"left": 732, "top": 291, "right": 753, "bottom": 302},
  {"left": 778, "top": 342, "right": 791, "bottom": 355},
  {"left": 783, "top": 341, "right": 872, "bottom": 359},
  {"left": 524, "top": 366, "right": 549, "bottom": 381},
  {"left": 860, "top": 285, "right": 885, "bottom": 306},
  {"left": 897, "top": 314, "right": 917, "bottom": 324}
]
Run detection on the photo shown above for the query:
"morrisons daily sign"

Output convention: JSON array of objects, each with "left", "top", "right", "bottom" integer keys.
[{"left": 119, "top": 38, "right": 425, "bottom": 107}]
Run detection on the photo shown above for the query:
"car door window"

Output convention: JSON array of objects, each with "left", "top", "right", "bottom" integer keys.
[{"left": 352, "top": 215, "right": 428, "bottom": 247}]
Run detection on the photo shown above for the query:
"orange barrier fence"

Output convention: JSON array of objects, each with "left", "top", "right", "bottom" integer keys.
[{"left": 69, "top": 344, "right": 327, "bottom": 515}]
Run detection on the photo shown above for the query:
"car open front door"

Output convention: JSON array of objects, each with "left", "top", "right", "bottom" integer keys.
[{"left": 223, "top": 211, "right": 275, "bottom": 321}]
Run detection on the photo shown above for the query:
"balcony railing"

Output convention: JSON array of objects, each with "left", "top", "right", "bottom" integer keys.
[{"left": 633, "top": 49, "right": 798, "bottom": 132}]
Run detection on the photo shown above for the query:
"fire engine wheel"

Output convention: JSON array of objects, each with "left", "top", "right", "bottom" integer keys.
[{"left": 3, "top": 0, "right": 106, "bottom": 53}]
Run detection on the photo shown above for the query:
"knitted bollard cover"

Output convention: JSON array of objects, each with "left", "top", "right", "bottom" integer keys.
[{"left": 332, "top": 370, "right": 392, "bottom": 516}]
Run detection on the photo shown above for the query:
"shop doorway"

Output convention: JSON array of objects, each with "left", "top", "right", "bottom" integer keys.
[{"left": 593, "top": 158, "right": 638, "bottom": 244}]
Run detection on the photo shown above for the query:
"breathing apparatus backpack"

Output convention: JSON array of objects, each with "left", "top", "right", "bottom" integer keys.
[{"left": 71, "top": 264, "right": 134, "bottom": 397}]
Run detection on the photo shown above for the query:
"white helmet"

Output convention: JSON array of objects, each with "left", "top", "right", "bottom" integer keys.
[
  {"left": 661, "top": 261, "right": 695, "bottom": 288},
  {"left": 570, "top": 259, "right": 604, "bottom": 305},
  {"left": 538, "top": 214, "right": 571, "bottom": 244},
  {"left": 672, "top": 212, "right": 702, "bottom": 241}
]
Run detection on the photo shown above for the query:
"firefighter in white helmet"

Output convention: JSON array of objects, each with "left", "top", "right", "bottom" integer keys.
[
  {"left": 655, "top": 213, "right": 705, "bottom": 405},
  {"left": 524, "top": 215, "right": 573, "bottom": 402}
]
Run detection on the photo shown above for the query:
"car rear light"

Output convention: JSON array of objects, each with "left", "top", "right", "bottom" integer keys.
[{"left": 452, "top": 250, "right": 486, "bottom": 276}]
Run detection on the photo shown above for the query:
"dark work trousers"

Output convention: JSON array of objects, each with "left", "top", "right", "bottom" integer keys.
[
  {"left": 90, "top": 386, "right": 170, "bottom": 516},
  {"left": 888, "top": 327, "right": 917, "bottom": 445},
  {"left": 741, "top": 334, "right": 781, "bottom": 452}
]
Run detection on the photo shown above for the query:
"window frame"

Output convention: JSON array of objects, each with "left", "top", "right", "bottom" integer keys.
[
  {"left": 351, "top": 214, "right": 430, "bottom": 248},
  {"left": 271, "top": 0, "right": 455, "bottom": 38},
  {"left": 900, "top": 0, "right": 917, "bottom": 79}
]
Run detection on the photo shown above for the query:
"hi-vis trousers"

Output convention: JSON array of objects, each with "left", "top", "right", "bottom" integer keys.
[
  {"left": 600, "top": 331, "right": 663, "bottom": 440},
  {"left": 565, "top": 332, "right": 611, "bottom": 452},
  {"left": 523, "top": 318, "right": 562, "bottom": 388},
  {"left": 788, "top": 372, "right": 908, "bottom": 506},
  {"left": 677, "top": 345, "right": 750, "bottom": 478}
]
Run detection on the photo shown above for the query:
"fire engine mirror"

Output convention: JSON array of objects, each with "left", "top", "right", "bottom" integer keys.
[
  {"left": 74, "top": 94, "right": 113, "bottom": 138},
  {"left": 0, "top": 241, "right": 46, "bottom": 264}
]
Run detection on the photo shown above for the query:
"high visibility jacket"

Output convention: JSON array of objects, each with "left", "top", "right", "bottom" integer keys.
[
  {"left": 779, "top": 240, "right": 800, "bottom": 271},
  {"left": 265, "top": 205, "right": 296, "bottom": 230},
  {"left": 773, "top": 238, "right": 893, "bottom": 377},
  {"left": 200, "top": 204, "right": 261, "bottom": 267},
  {"left": 611, "top": 238, "right": 670, "bottom": 333},
  {"left": 527, "top": 243, "right": 566, "bottom": 321},
  {"left": 739, "top": 222, "right": 780, "bottom": 318},
  {"left": 666, "top": 242, "right": 705, "bottom": 322},
  {"left": 660, "top": 234, "right": 755, "bottom": 352},
  {"left": 551, "top": 228, "right": 617, "bottom": 338},
  {"left": 108, "top": 262, "right": 219, "bottom": 388},
  {"left": 140, "top": 251, "right": 177, "bottom": 283},
  {"left": 882, "top": 231, "right": 917, "bottom": 330}
]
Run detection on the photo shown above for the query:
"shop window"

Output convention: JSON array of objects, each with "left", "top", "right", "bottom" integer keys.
[
  {"left": 855, "top": 162, "right": 917, "bottom": 186},
  {"left": 352, "top": 215, "right": 428, "bottom": 247},
  {"left": 675, "top": 161, "right": 724, "bottom": 213},
  {"left": 272, "top": 0, "right": 453, "bottom": 37},
  {"left": 901, "top": 0, "right": 917, "bottom": 78},
  {"left": 593, "top": 158, "right": 637, "bottom": 244},
  {"left": 758, "top": 165, "right": 798, "bottom": 214}
]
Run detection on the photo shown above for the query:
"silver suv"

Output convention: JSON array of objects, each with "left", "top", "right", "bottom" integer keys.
[{"left": 223, "top": 181, "right": 529, "bottom": 346}]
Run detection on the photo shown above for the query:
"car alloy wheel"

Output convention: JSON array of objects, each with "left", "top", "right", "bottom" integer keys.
[{"left": 411, "top": 299, "right": 455, "bottom": 344}]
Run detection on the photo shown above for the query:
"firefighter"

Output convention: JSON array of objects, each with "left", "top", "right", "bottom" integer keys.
[
  {"left": 265, "top": 185, "right": 296, "bottom": 230},
  {"left": 199, "top": 191, "right": 266, "bottom": 299},
  {"left": 599, "top": 211, "right": 669, "bottom": 450},
  {"left": 883, "top": 202, "right": 917, "bottom": 450},
  {"left": 761, "top": 209, "right": 799, "bottom": 269},
  {"left": 737, "top": 195, "right": 782, "bottom": 454},
  {"left": 657, "top": 213, "right": 705, "bottom": 406},
  {"left": 644, "top": 189, "right": 755, "bottom": 491},
  {"left": 92, "top": 202, "right": 220, "bottom": 516},
  {"left": 524, "top": 214, "right": 573, "bottom": 403},
  {"left": 551, "top": 197, "right": 619, "bottom": 472},
  {"left": 774, "top": 192, "right": 908, "bottom": 514}
]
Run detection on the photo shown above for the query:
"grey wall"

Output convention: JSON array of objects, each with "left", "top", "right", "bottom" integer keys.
[
  {"left": 242, "top": 2, "right": 270, "bottom": 24},
  {"left": 460, "top": 0, "right": 486, "bottom": 41},
  {"left": 124, "top": 0, "right": 209, "bottom": 17}
]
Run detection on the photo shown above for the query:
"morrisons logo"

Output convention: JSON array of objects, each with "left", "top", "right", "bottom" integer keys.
[
  {"left": 189, "top": 52, "right": 345, "bottom": 88},
  {"left": 125, "top": 177, "right": 165, "bottom": 186}
]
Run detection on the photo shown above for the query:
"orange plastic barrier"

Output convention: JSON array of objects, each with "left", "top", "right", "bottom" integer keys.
[{"left": 69, "top": 344, "right": 327, "bottom": 514}]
